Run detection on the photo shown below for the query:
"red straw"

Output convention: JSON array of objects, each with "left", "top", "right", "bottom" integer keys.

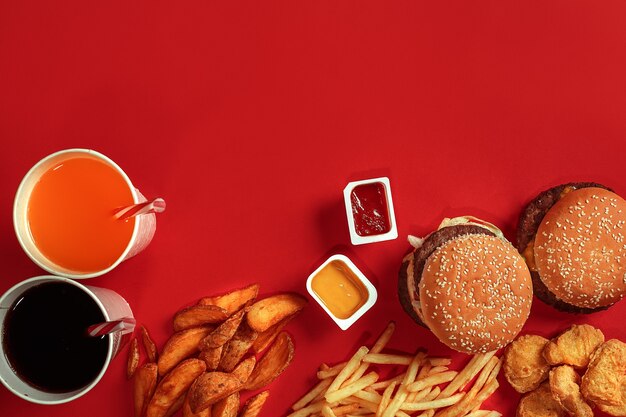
[
  {"left": 115, "top": 198, "right": 166, "bottom": 220},
  {"left": 87, "top": 317, "right": 136, "bottom": 337}
]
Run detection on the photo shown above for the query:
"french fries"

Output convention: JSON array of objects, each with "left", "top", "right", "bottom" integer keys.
[
  {"left": 381, "top": 352, "right": 424, "bottom": 417},
  {"left": 145, "top": 358, "right": 207, "bottom": 417},
  {"left": 407, "top": 371, "right": 458, "bottom": 392},
  {"left": 400, "top": 392, "right": 464, "bottom": 411},
  {"left": 429, "top": 358, "right": 452, "bottom": 367},
  {"left": 292, "top": 379, "right": 333, "bottom": 411},
  {"left": 317, "top": 362, "right": 348, "bottom": 380},
  {"left": 327, "top": 346, "right": 369, "bottom": 393},
  {"left": 244, "top": 332, "right": 294, "bottom": 390},
  {"left": 127, "top": 284, "right": 304, "bottom": 417},
  {"left": 246, "top": 293, "right": 308, "bottom": 333},
  {"left": 439, "top": 351, "right": 496, "bottom": 398},
  {"left": 348, "top": 322, "right": 396, "bottom": 385},
  {"left": 370, "top": 374, "right": 405, "bottom": 391},
  {"left": 325, "top": 371, "right": 379, "bottom": 404},
  {"left": 289, "top": 401, "right": 324, "bottom": 417},
  {"left": 465, "top": 411, "right": 501, "bottom": 417},
  {"left": 289, "top": 321, "right": 502, "bottom": 417},
  {"left": 378, "top": 381, "right": 398, "bottom": 416},
  {"left": 363, "top": 353, "right": 414, "bottom": 366}
]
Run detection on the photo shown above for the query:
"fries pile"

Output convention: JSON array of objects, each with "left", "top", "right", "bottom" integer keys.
[
  {"left": 127, "top": 284, "right": 307, "bottom": 417},
  {"left": 289, "top": 322, "right": 502, "bottom": 417}
]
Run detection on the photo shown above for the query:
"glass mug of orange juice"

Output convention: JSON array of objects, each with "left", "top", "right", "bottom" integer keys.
[{"left": 13, "top": 149, "right": 163, "bottom": 279}]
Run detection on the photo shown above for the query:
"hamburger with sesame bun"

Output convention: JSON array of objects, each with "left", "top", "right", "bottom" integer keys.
[
  {"left": 517, "top": 183, "right": 626, "bottom": 313},
  {"left": 398, "top": 217, "right": 533, "bottom": 354}
]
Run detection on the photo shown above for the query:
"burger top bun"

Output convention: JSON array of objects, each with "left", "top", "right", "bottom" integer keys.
[
  {"left": 419, "top": 233, "right": 532, "bottom": 354},
  {"left": 535, "top": 187, "right": 626, "bottom": 309}
]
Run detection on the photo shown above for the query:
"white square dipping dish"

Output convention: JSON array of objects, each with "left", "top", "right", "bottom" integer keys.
[
  {"left": 343, "top": 177, "right": 398, "bottom": 245},
  {"left": 306, "top": 254, "right": 377, "bottom": 330}
]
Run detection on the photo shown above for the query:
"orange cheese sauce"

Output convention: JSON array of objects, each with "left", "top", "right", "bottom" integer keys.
[{"left": 310, "top": 260, "right": 368, "bottom": 319}]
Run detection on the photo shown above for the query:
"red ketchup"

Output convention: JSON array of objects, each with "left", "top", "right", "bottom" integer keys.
[{"left": 350, "top": 182, "right": 391, "bottom": 236}]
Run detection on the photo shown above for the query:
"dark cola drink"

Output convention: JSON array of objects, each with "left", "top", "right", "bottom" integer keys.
[{"left": 2, "top": 282, "right": 109, "bottom": 393}]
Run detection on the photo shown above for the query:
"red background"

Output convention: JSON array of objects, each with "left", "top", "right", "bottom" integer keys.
[{"left": 2, "top": 1, "right": 626, "bottom": 416}]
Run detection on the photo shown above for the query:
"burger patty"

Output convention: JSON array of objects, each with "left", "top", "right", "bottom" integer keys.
[
  {"left": 398, "top": 224, "right": 496, "bottom": 328},
  {"left": 398, "top": 255, "right": 422, "bottom": 326},
  {"left": 516, "top": 182, "right": 611, "bottom": 314}
]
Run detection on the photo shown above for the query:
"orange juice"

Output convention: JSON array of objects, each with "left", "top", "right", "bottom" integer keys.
[{"left": 27, "top": 157, "right": 135, "bottom": 273}]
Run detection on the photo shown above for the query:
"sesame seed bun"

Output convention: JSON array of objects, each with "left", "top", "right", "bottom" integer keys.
[
  {"left": 419, "top": 233, "right": 533, "bottom": 353},
  {"left": 516, "top": 182, "right": 611, "bottom": 313},
  {"left": 398, "top": 224, "right": 496, "bottom": 329},
  {"left": 534, "top": 187, "right": 626, "bottom": 309}
]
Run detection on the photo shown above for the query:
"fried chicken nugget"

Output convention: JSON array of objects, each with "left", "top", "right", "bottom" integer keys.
[
  {"left": 598, "top": 381, "right": 626, "bottom": 417},
  {"left": 517, "top": 382, "right": 566, "bottom": 417},
  {"left": 581, "top": 339, "right": 626, "bottom": 415},
  {"left": 505, "top": 335, "right": 552, "bottom": 393},
  {"left": 595, "top": 379, "right": 626, "bottom": 417},
  {"left": 549, "top": 365, "right": 593, "bottom": 417},
  {"left": 543, "top": 324, "right": 605, "bottom": 369}
]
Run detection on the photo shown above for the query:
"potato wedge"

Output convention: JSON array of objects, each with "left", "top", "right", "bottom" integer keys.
[
  {"left": 158, "top": 327, "right": 212, "bottom": 376},
  {"left": 198, "top": 284, "right": 260, "bottom": 315},
  {"left": 199, "top": 346, "right": 224, "bottom": 371},
  {"left": 231, "top": 356, "right": 256, "bottom": 384},
  {"left": 200, "top": 308, "right": 247, "bottom": 350},
  {"left": 246, "top": 293, "right": 307, "bottom": 333},
  {"left": 189, "top": 372, "right": 242, "bottom": 414},
  {"left": 146, "top": 358, "right": 207, "bottom": 417},
  {"left": 218, "top": 322, "right": 258, "bottom": 372},
  {"left": 164, "top": 392, "right": 187, "bottom": 417},
  {"left": 240, "top": 391, "right": 270, "bottom": 417},
  {"left": 245, "top": 331, "right": 294, "bottom": 390},
  {"left": 252, "top": 313, "right": 297, "bottom": 354},
  {"left": 212, "top": 391, "right": 240, "bottom": 417},
  {"left": 134, "top": 363, "right": 158, "bottom": 417},
  {"left": 183, "top": 390, "right": 211, "bottom": 417},
  {"left": 128, "top": 337, "right": 140, "bottom": 379},
  {"left": 141, "top": 325, "right": 159, "bottom": 363},
  {"left": 174, "top": 305, "right": 228, "bottom": 332}
]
